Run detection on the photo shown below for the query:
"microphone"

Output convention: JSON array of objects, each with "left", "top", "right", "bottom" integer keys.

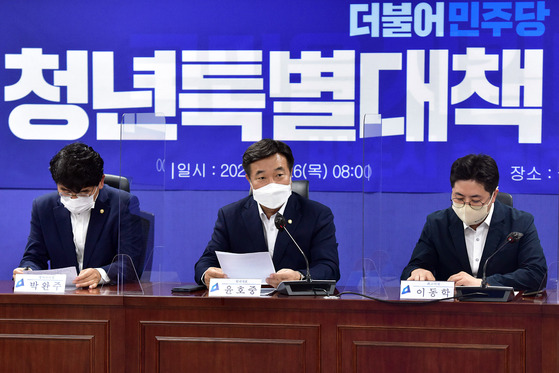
[
  {"left": 273, "top": 212, "right": 336, "bottom": 296},
  {"left": 456, "top": 232, "right": 523, "bottom": 302},
  {"left": 481, "top": 232, "right": 523, "bottom": 288},
  {"left": 274, "top": 213, "right": 311, "bottom": 282}
]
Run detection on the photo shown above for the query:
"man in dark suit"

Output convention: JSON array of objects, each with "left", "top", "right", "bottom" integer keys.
[
  {"left": 195, "top": 139, "right": 340, "bottom": 288},
  {"left": 13, "top": 143, "right": 143, "bottom": 289},
  {"left": 401, "top": 154, "right": 547, "bottom": 291}
]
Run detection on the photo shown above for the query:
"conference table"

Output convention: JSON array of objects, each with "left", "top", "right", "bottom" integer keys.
[{"left": 0, "top": 280, "right": 557, "bottom": 373}]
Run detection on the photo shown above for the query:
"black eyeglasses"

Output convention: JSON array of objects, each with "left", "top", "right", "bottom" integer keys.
[
  {"left": 58, "top": 187, "right": 97, "bottom": 198},
  {"left": 451, "top": 192, "right": 494, "bottom": 211}
]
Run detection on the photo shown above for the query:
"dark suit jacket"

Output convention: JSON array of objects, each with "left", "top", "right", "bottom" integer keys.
[
  {"left": 19, "top": 185, "right": 144, "bottom": 278},
  {"left": 194, "top": 192, "right": 340, "bottom": 284},
  {"left": 401, "top": 200, "right": 547, "bottom": 291}
]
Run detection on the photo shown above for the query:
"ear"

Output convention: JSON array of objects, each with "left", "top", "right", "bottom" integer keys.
[
  {"left": 245, "top": 174, "right": 252, "bottom": 190},
  {"left": 491, "top": 188, "right": 499, "bottom": 203},
  {"left": 98, "top": 174, "right": 105, "bottom": 190}
]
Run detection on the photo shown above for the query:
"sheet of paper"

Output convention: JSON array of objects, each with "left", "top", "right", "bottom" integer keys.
[
  {"left": 215, "top": 251, "right": 276, "bottom": 284},
  {"left": 28, "top": 266, "right": 78, "bottom": 287}
]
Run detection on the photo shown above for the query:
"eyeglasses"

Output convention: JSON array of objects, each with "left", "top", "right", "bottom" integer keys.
[
  {"left": 451, "top": 192, "right": 494, "bottom": 211},
  {"left": 58, "top": 187, "right": 97, "bottom": 198}
]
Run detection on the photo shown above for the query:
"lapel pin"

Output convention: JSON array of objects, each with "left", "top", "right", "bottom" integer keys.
[
  {"left": 288, "top": 219, "right": 292, "bottom": 224},
  {"left": 100, "top": 209, "right": 104, "bottom": 214}
]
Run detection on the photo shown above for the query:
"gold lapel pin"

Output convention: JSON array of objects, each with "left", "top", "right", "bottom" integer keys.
[
  {"left": 288, "top": 219, "right": 292, "bottom": 224},
  {"left": 100, "top": 209, "right": 105, "bottom": 214}
]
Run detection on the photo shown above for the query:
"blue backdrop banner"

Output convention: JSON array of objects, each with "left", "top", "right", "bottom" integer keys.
[{"left": 1, "top": 0, "right": 556, "bottom": 193}]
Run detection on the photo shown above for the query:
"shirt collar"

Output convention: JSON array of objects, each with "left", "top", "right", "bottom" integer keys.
[{"left": 257, "top": 200, "right": 289, "bottom": 222}]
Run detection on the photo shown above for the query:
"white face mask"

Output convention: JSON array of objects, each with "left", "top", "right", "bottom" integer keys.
[
  {"left": 452, "top": 204, "right": 490, "bottom": 226},
  {"left": 251, "top": 182, "right": 292, "bottom": 209},
  {"left": 452, "top": 191, "right": 493, "bottom": 226},
  {"left": 60, "top": 188, "right": 97, "bottom": 214}
]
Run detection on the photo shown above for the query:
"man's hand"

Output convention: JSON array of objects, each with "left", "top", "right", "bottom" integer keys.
[
  {"left": 12, "top": 267, "right": 29, "bottom": 279},
  {"left": 74, "top": 268, "right": 102, "bottom": 289},
  {"left": 266, "top": 268, "right": 302, "bottom": 288},
  {"left": 448, "top": 271, "right": 482, "bottom": 287},
  {"left": 407, "top": 268, "right": 435, "bottom": 281},
  {"left": 203, "top": 267, "right": 227, "bottom": 287}
]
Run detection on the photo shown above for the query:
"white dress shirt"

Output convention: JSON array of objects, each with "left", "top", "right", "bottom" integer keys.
[
  {"left": 257, "top": 202, "right": 288, "bottom": 257},
  {"left": 68, "top": 208, "right": 109, "bottom": 283},
  {"left": 462, "top": 204, "right": 495, "bottom": 276}
]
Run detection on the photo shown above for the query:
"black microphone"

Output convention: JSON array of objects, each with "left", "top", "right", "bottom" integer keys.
[
  {"left": 481, "top": 232, "right": 524, "bottom": 288},
  {"left": 456, "top": 231, "right": 523, "bottom": 302},
  {"left": 274, "top": 213, "right": 311, "bottom": 282},
  {"left": 273, "top": 212, "right": 336, "bottom": 296}
]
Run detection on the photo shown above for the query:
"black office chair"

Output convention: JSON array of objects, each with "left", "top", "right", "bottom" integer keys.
[
  {"left": 292, "top": 180, "right": 309, "bottom": 198},
  {"left": 103, "top": 174, "right": 130, "bottom": 193},
  {"left": 496, "top": 192, "right": 513, "bottom": 207},
  {"left": 249, "top": 180, "right": 309, "bottom": 199},
  {"left": 104, "top": 174, "right": 155, "bottom": 279}
]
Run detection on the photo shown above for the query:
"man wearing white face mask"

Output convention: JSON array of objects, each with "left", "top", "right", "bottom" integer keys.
[
  {"left": 13, "top": 143, "right": 143, "bottom": 289},
  {"left": 195, "top": 139, "right": 340, "bottom": 288},
  {"left": 401, "top": 154, "right": 547, "bottom": 291}
]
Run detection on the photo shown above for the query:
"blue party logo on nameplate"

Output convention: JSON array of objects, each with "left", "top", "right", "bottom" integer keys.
[
  {"left": 210, "top": 282, "right": 219, "bottom": 292},
  {"left": 401, "top": 285, "right": 410, "bottom": 295},
  {"left": 15, "top": 278, "right": 24, "bottom": 288}
]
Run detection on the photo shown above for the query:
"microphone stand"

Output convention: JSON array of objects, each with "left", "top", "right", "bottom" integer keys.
[
  {"left": 274, "top": 213, "right": 336, "bottom": 296},
  {"left": 455, "top": 232, "right": 523, "bottom": 302}
]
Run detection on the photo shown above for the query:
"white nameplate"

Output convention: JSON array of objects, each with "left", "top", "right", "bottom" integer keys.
[
  {"left": 400, "top": 280, "right": 454, "bottom": 300},
  {"left": 14, "top": 274, "right": 67, "bottom": 294},
  {"left": 208, "top": 278, "right": 261, "bottom": 297}
]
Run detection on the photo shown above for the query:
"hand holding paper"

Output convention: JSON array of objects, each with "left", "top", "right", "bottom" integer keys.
[{"left": 215, "top": 251, "right": 276, "bottom": 284}]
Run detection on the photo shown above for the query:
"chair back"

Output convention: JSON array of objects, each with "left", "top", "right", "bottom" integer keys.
[
  {"left": 292, "top": 180, "right": 309, "bottom": 198},
  {"left": 104, "top": 174, "right": 130, "bottom": 192},
  {"left": 103, "top": 174, "right": 154, "bottom": 279},
  {"left": 496, "top": 192, "right": 513, "bottom": 207}
]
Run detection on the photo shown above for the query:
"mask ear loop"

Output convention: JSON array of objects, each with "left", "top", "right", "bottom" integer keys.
[
  {"left": 492, "top": 186, "right": 499, "bottom": 203},
  {"left": 93, "top": 186, "right": 99, "bottom": 199}
]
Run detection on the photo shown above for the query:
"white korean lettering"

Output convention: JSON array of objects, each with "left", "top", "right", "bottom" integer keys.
[
  {"left": 360, "top": 52, "right": 403, "bottom": 138},
  {"left": 451, "top": 47, "right": 499, "bottom": 105},
  {"left": 5, "top": 48, "right": 59, "bottom": 102},
  {"left": 502, "top": 49, "right": 543, "bottom": 107},
  {"left": 406, "top": 49, "right": 449, "bottom": 142},
  {"left": 9, "top": 104, "right": 88, "bottom": 140},
  {"left": 92, "top": 51, "right": 152, "bottom": 109}
]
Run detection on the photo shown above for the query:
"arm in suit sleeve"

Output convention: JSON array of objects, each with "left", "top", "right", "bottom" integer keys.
[
  {"left": 19, "top": 198, "right": 50, "bottom": 270},
  {"left": 194, "top": 207, "right": 229, "bottom": 285},
  {"left": 486, "top": 215, "right": 547, "bottom": 291},
  {"left": 307, "top": 206, "right": 340, "bottom": 281},
  {"left": 400, "top": 218, "right": 439, "bottom": 280}
]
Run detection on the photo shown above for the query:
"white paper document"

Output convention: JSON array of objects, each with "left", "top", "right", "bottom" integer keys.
[
  {"left": 215, "top": 251, "right": 276, "bottom": 284},
  {"left": 28, "top": 266, "right": 78, "bottom": 288}
]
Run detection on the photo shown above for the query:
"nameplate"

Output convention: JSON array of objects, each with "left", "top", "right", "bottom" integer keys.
[
  {"left": 400, "top": 280, "right": 454, "bottom": 300},
  {"left": 208, "top": 279, "right": 261, "bottom": 297},
  {"left": 14, "top": 274, "right": 67, "bottom": 294}
]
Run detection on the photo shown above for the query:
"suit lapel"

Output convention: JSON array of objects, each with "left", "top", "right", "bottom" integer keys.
[
  {"left": 53, "top": 204, "right": 79, "bottom": 269},
  {"left": 448, "top": 209, "right": 472, "bottom": 274},
  {"left": 241, "top": 197, "right": 267, "bottom": 252},
  {"left": 83, "top": 193, "right": 109, "bottom": 268},
  {"left": 272, "top": 195, "right": 301, "bottom": 267},
  {"left": 480, "top": 202, "right": 506, "bottom": 265}
]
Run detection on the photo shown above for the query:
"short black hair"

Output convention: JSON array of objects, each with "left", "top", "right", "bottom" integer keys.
[
  {"left": 450, "top": 154, "right": 499, "bottom": 193},
  {"left": 242, "top": 139, "right": 294, "bottom": 177},
  {"left": 49, "top": 142, "right": 104, "bottom": 193}
]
